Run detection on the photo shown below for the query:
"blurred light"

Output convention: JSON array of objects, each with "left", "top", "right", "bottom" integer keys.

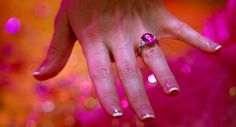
[
  {"left": 34, "top": 3, "right": 51, "bottom": 18},
  {"left": 1, "top": 43, "right": 14, "bottom": 56},
  {"left": 227, "top": 0, "right": 236, "bottom": 10},
  {"left": 80, "top": 81, "right": 92, "bottom": 95},
  {"left": 43, "top": 120, "right": 54, "bottom": 127},
  {"left": 181, "top": 64, "right": 191, "bottom": 74},
  {"left": 84, "top": 97, "right": 97, "bottom": 109},
  {"left": 5, "top": 17, "right": 21, "bottom": 34},
  {"left": 229, "top": 87, "right": 236, "bottom": 97},
  {"left": 112, "top": 119, "right": 119, "bottom": 127},
  {"left": 215, "top": 13, "right": 229, "bottom": 42},
  {"left": 41, "top": 101, "right": 55, "bottom": 113},
  {"left": 78, "top": 96, "right": 86, "bottom": 106},
  {"left": 121, "top": 99, "right": 128, "bottom": 109},
  {"left": 59, "top": 91, "right": 70, "bottom": 102},
  {"left": 35, "top": 83, "right": 49, "bottom": 95},
  {"left": 26, "top": 120, "right": 37, "bottom": 127},
  {"left": 148, "top": 74, "right": 157, "bottom": 83},
  {"left": 65, "top": 115, "right": 75, "bottom": 126}
]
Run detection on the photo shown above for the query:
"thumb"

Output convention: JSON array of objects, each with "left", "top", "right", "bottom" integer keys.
[{"left": 33, "top": 7, "right": 76, "bottom": 80}]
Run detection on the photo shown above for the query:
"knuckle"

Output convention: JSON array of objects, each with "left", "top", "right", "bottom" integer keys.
[
  {"left": 91, "top": 65, "right": 112, "bottom": 79},
  {"left": 143, "top": 47, "right": 159, "bottom": 59},
  {"left": 119, "top": 62, "right": 138, "bottom": 78},
  {"left": 174, "top": 22, "right": 188, "bottom": 35}
]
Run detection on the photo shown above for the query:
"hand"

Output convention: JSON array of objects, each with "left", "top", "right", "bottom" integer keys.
[{"left": 33, "top": 0, "right": 221, "bottom": 121}]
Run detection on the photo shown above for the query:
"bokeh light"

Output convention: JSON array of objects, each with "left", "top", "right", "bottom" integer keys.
[
  {"left": 148, "top": 74, "right": 157, "bottom": 84},
  {"left": 5, "top": 17, "right": 21, "bottom": 34},
  {"left": 1, "top": 0, "right": 236, "bottom": 126}
]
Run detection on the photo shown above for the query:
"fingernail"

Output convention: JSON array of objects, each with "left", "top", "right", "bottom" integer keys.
[
  {"left": 168, "top": 87, "right": 179, "bottom": 96},
  {"left": 206, "top": 40, "right": 222, "bottom": 51},
  {"left": 215, "top": 45, "right": 222, "bottom": 50},
  {"left": 33, "top": 67, "right": 45, "bottom": 76},
  {"left": 139, "top": 108, "right": 155, "bottom": 120},
  {"left": 142, "top": 113, "right": 155, "bottom": 120},
  {"left": 112, "top": 109, "right": 123, "bottom": 117},
  {"left": 33, "top": 71, "right": 40, "bottom": 76}
]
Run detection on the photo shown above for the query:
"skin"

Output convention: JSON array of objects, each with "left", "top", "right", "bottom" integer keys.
[{"left": 33, "top": 0, "right": 221, "bottom": 121}]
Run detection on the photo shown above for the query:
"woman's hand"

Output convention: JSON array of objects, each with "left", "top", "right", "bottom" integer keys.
[{"left": 33, "top": 0, "right": 221, "bottom": 121}]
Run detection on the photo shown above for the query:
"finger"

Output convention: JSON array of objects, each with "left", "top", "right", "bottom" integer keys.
[
  {"left": 111, "top": 42, "right": 155, "bottom": 121},
  {"left": 33, "top": 7, "right": 76, "bottom": 80},
  {"left": 83, "top": 41, "right": 123, "bottom": 117},
  {"left": 169, "top": 20, "right": 221, "bottom": 52},
  {"left": 141, "top": 44, "right": 180, "bottom": 96}
]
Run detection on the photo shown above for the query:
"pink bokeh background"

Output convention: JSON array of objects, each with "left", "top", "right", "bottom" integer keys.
[{"left": 0, "top": 0, "right": 235, "bottom": 126}]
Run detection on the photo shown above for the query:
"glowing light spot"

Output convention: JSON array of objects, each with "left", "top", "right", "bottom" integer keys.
[
  {"left": 80, "top": 81, "right": 92, "bottom": 95},
  {"left": 148, "top": 74, "right": 156, "bottom": 83},
  {"left": 227, "top": 0, "right": 236, "bottom": 10},
  {"left": 59, "top": 92, "right": 70, "bottom": 102},
  {"left": 229, "top": 87, "right": 236, "bottom": 97},
  {"left": 84, "top": 97, "right": 97, "bottom": 109},
  {"left": 41, "top": 101, "right": 55, "bottom": 112},
  {"left": 26, "top": 120, "right": 36, "bottom": 127},
  {"left": 121, "top": 99, "right": 128, "bottom": 109},
  {"left": 65, "top": 115, "right": 75, "bottom": 126},
  {"left": 181, "top": 64, "right": 191, "bottom": 74},
  {"left": 5, "top": 17, "right": 21, "bottom": 34},
  {"left": 34, "top": 3, "right": 51, "bottom": 18}
]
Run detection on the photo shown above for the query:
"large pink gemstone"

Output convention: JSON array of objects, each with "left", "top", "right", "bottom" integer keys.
[{"left": 141, "top": 33, "right": 155, "bottom": 46}]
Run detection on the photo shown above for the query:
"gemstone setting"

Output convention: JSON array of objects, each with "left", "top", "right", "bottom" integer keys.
[{"left": 141, "top": 33, "right": 156, "bottom": 46}]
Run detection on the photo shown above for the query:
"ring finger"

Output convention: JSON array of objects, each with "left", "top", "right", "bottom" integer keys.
[{"left": 140, "top": 34, "right": 180, "bottom": 95}]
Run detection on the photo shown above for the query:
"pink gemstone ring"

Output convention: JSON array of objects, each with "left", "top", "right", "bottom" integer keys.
[{"left": 139, "top": 33, "right": 158, "bottom": 48}]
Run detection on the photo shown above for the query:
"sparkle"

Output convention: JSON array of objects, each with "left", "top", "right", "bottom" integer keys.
[
  {"left": 148, "top": 74, "right": 157, "bottom": 84},
  {"left": 181, "top": 64, "right": 191, "bottom": 74}
]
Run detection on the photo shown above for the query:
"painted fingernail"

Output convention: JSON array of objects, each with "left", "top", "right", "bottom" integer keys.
[
  {"left": 168, "top": 87, "right": 179, "bottom": 96},
  {"left": 112, "top": 109, "right": 123, "bottom": 117},
  {"left": 142, "top": 113, "right": 155, "bottom": 120},
  {"left": 215, "top": 45, "right": 222, "bottom": 50},
  {"left": 207, "top": 41, "right": 222, "bottom": 51},
  {"left": 33, "top": 67, "right": 45, "bottom": 76}
]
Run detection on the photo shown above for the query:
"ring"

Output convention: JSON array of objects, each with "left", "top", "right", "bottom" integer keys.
[{"left": 138, "top": 33, "right": 159, "bottom": 52}]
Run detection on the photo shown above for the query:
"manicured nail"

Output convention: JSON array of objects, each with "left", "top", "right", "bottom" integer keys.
[
  {"left": 33, "top": 67, "right": 45, "bottom": 76},
  {"left": 207, "top": 41, "right": 222, "bottom": 51},
  {"left": 142, "top": 113, "right": 155, "bottom": 120},
  {"left": 215, "top": 45, "right": 222, "bottom": 50},
  {"left": 112, "top": 109, "right": 123, "bottom": 117},
  {"left": 168, "top": 87, "right": 179, "bottom": 95}
]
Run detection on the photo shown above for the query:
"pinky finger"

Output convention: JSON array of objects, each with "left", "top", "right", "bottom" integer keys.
[{"left": 169, "top": 20, "right": 221, "bottom": 52}]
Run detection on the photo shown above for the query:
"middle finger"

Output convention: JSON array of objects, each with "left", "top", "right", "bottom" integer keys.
[{"left": 110, "top": 38, "right": 155, "bottom": 121}]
